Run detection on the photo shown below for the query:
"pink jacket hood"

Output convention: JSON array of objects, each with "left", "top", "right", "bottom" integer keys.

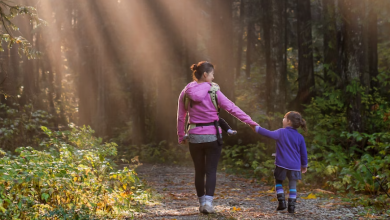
[{"left": 177, "top": 81, "right": 258, "bottom": 143}]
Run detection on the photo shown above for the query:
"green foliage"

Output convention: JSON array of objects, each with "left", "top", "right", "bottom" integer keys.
[
  {"left": 303, "top": 83, "right": 390, "bottom": 196},
  {"left": 0, "top": 126, "right": 147, "bottom": 219},
  {"left": 0, "top": 1, "right": 46, "bottom": 58},
  {"left": 221, "top": 142, "right": 275, "bottom": 182},
  {"left": 117, "top": 140, "right": 192, "bottom": 165},
  {"left": 0, "top": 103, "right": 52, "bottom": 152}
]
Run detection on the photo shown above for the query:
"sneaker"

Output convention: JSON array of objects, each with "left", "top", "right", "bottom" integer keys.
[
  {"left": 198, "top": 195, "right": 205, "bottom": 213},
  {"left": 203, "top": 203, "right": 215, "bottom": 214},
  {"left": 199, "top": 205, "right": 204, "bottom": 213}
]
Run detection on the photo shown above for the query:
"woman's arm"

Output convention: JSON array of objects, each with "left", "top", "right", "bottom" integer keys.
[
  {"left": 255, "top": 126, "right": 281, "bottom": 140},
  {"left": 217, "top": 90, "right": 258, "bottom": 126},
  {"left": 177, "top": 90, "right": 187, "bottom": 143}
]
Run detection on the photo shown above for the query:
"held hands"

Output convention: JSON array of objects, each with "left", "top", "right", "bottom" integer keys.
[
  {"left": 301, "top": 167, "right": 307, "bottom": 173},
  {"left": 249, "top": 125, "right": 257, "bottom": 133}
]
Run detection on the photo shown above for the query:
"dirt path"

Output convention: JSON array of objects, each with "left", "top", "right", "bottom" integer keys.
[{"left": 133, "top": 164, "right": 367, "bottom": 220}]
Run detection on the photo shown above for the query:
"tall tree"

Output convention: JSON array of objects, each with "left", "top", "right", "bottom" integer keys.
[
  {"left": 322, "top": 0, "right": 338, "bottom": 83},
  {"left": 340, "top": 0, "right": 365, "bottom": 132},
  {"left": 367, "top": 1, "right": 378, "bottom": 90},
  {"left": 274, "top": 0, "right": 287, "bottom": 113},
  {"left": 296, "top": 0, "right": 315, "bottom": 109},
  {"left": 235, "top": 0, "right": 245, "bottom": 79},
  {"left": 261, "top": 0, "right": 275, "bottom": 114},
  {"left": 209, "top": 0, "right": 235, "bottom": 125}
]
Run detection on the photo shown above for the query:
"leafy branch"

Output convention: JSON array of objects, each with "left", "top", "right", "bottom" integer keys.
[{"left": 0, "top": 0, "right": 46, "bottom": 58}]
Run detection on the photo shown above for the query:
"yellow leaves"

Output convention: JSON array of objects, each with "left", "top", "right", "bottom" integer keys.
[
  {"left": 270, "top": 198, "right": 278, "bottom": 202},
  {"left": 123, "top": 184, "right": 127, "bottom": 190},
  {"left": 120, "top": 190, "right": 134, "bottom": 197},
  {"left": 0, "top": 200, "right": 6, "bottom": 213},
  {"left": 232, "top": 206, "right": 242, "bottom": 212},
  {"left": 301, "top": 193, "right": 317, "bottom": 200},
  {"left": 74, "top": 177, "right": 77, "bottom": 182}
]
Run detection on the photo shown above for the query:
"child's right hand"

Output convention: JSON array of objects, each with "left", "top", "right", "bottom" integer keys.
[
  {"left": 301, "top": 167, "right": 307, "bottom": 173},
  {"left": 249, "top": 125, "right": 256, "bottom": 133}
]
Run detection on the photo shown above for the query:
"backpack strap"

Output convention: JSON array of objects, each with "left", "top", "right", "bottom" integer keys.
[
  {"left": 209, "top": 82, "right": 220, "bottom": 113},
  {"left": 184, "top": 94, "right": 191, "bottom": 111}
]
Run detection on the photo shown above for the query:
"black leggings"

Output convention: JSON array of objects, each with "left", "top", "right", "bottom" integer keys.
[{"left": 189, "top": 141, "right": 222, "bottom": 197}]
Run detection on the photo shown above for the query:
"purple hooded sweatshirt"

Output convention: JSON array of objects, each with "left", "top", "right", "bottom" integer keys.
[{"left": 177, "top": 81, "right": 258, "bottom": 143}]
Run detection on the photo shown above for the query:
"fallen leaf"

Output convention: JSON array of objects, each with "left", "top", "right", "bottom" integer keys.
[
  {"left": 232, "top": 206, "right": 242, "bottom": 211},
  {"left": 313, "top": 189, "right": 334, "bottom": 194},
  {"left": 301, "top": 193, "right": 317, "bottom": 200}
]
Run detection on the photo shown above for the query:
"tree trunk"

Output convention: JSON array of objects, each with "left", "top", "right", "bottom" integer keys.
[
  {"left": 19, "top": 18, "right": 35, "bottom": 107},
  {"left": 296, "top": 0, "right": 315, "bottom": 109},
  {"left": 183, "top": 1, "right": 199, "bottom": 83},
  {"left": 281, "top": 0, "right": 288, "bottom": 112},
  {"left": 235, "top": 0, "right": 245, "bottom": 79},
  {"left": 209, "top": 0, "right": 235, "bottom": 127},
  {"left": 245, "top": 21, "right": 255, "bottom": 79},
  {"left": 274, "top": 0, "right": 287, "bottom": 113},
  {"left": 54, "top": 9, "right": 66, "bottom": 126},
  {"left": 0, "top": 44, "right": 10, "bottom": 105},
  {"left": 46, "top": 61, "right": 59, "bottom": 130},
  {"left": 322, "top": 0, "right": 338, "bottom": 83},
  {"left": 367, "top": 3, "right": 378, "bottom": 90},
  {"left": 340, "top": 0, "right": 365, "bottom": 133},
  {"left": 76, "top": 1, "right": 97, "bottom": 127},
  {"left": 262, "top": 0, "right": 275, "bottom": 114},
  {"left": 130, "top": 64, "right": 146, "bottom": 144}
]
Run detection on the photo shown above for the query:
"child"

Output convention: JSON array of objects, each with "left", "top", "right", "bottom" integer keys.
[{"left": 251, "top": 111, "right": 308, "bottom": 213}]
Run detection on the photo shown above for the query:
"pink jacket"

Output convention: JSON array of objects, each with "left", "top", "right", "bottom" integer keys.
[{"left": 177, "top": 81, "right": 258, "bottom": 143}]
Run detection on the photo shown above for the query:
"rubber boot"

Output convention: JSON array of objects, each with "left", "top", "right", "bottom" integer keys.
[
  {"left": 288, "top": 198, "right": 296, "bottom": 213},
  {"left": 276, "top": 193, "right": 286, "bottom": 211}
]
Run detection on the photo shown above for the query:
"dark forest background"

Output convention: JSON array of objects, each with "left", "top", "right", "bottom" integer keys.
[{"left": 1, "top": 0, "right": 390, "bottom": 196}]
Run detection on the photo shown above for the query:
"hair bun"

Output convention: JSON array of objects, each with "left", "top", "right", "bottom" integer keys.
[{"left": 191, "top": 64, "right": 198, "bottom": 71}]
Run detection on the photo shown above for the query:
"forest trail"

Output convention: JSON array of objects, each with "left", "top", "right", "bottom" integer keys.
[{"left": 133, "top": 164, "right": 366, "bottom": 220}]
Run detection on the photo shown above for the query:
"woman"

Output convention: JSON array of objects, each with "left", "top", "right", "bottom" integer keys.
[{"left": 177, "top": 61, "right": 258, "bottom": 214}]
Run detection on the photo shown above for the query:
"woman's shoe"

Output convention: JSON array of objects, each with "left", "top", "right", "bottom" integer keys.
[
  {"left": 288, "top": 198, "right": 296, "bottom": 213},
  {"left": 276, "top": 193, "right": 287, "bottom": 210},
  {"left": 198, "top": 195, "right": 205, "bottom": 213},
  {"left": 203, "top": 203, "right": 215, "bottom": 214},
  {"left": 199, "top": 205, "right": 204, "bottom": 213},
  {"left": 203, "top": 195, "right": 215, "bottom": 214}
]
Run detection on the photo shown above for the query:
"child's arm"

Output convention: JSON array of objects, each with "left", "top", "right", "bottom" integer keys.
[
  {"left": 254, "top": 126, "right": 281, "bottom": 140},
  {"left": 300, "top": 138, "right": 308, "bottom": 172}
]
